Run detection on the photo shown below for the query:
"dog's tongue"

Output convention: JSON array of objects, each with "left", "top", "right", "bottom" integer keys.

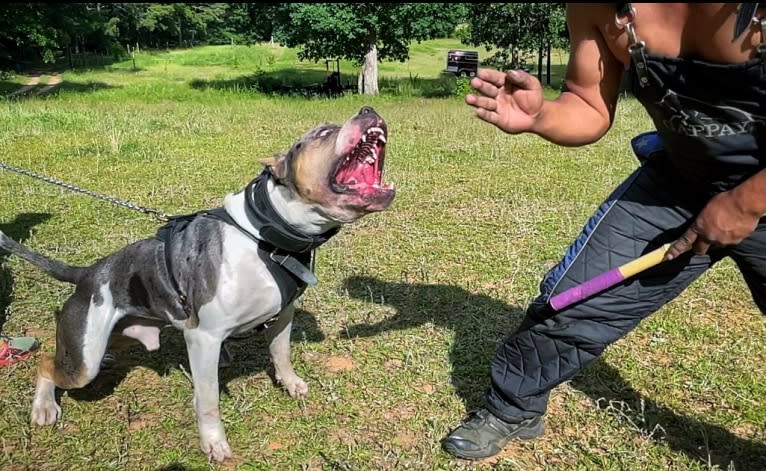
[
  {"left": 362, "top": 164, "right": 377, "bottom": 184},
  {"left": 337, "top": 161, "right": 378, "bottom": 187}
]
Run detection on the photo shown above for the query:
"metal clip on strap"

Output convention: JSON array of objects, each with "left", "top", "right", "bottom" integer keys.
[
  {"left": 758, "top": 17, "right": 766, "bottom": 64},
  {"left": 616, "top": 5, "right": 649, "bottom": 89},
  {"left": 627, "top": 23, "right": 650, "bottom": 88}
]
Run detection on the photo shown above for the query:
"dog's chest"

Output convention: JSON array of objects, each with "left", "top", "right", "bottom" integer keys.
[{"left": 200, "top": 226, "right": 285, "bottom": 330}]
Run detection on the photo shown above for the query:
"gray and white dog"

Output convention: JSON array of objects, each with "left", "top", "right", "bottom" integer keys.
[{"left": 0, "top": 106, "right": 395, "bottom": 462}]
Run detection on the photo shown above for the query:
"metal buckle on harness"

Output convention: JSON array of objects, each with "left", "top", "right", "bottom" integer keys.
[{"left": 269, "top": 249, "right": 287, "bottom": 266}]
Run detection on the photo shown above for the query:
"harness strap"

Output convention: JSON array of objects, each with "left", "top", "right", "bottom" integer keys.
[
  {"left": 736, "top": 3, "right": 760, "bottom": 39},
  {"left": 157, "top": 207, "right": 319, "bottom": 324},
  {"left": 205, "top": 207, "right": 318, "bottom": 286},
  {"left": 157, "top": 212, "right": 197, "bottom": 317}
]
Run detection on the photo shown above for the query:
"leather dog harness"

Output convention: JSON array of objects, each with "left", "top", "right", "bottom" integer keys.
[{"left": 156, "top": 168, "right": 339, "bottom": 328}]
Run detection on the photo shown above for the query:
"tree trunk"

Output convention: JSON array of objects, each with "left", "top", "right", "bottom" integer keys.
[
  {"left": 546, "top": 42, "right": 551, "bottom": 86},
  {"left": 357, "top": 42, "right": 378, "bottom": 95},
  {"left": 537, "top": 34, "right": 544, "bottom": 83}
]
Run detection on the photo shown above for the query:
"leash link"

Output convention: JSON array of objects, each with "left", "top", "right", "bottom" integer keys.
[{"left": 0, "top": 161, "right": 169, "bottom": 222}]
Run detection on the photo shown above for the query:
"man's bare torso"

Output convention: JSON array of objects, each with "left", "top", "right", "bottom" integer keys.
[{"left": 578, "top": 3, "right": 766, "bottom": 66}]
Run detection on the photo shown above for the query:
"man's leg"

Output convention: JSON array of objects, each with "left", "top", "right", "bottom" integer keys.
[
  {"left": 726, "top": 218, "right": 766, "bottom": 314},
  {"left": 443, "top": 157, "right": 720, "bottom": 459}
]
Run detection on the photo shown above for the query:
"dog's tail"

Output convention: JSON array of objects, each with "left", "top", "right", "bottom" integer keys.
[{"left": 0, "top": 231, "right": 86, "bottom": 284}]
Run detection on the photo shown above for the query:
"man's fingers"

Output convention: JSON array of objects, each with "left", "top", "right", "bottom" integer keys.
[
  {"left": 506, "top": 69, "right": 539, "bottom": 91},
  {"left": 664, "top": 229, "right": 697, "bottom": 261},
  {"left": 469, "top": 78, "right": 500, "bottom": 99},
  {"left": 465, "top": 94, "right": 497, "bottom": 112},
  {"left": 476, "top": 68, "right": 510, "bottom": 87},
  {"left": 474, "top": 108, "right": 501, "bottom": 127},
  {"left": 692, "top": 238, "right": 712, "bottom": 256}
]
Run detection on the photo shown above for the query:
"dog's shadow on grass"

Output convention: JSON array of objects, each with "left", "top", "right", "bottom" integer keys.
[
  {"left": 341, "top": 275, "right": 766, "bottom": 471},
  {"left": 0, "top": 212, "right": 53, "bottom": 331},
  {"left": 67, "top": 307, "right": 325, "bottom": 402}
]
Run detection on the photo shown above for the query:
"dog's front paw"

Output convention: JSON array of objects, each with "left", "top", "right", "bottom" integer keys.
[
  {"left": 31, "top": 399, "right": 61, "bottom": 426},
  {"left": 278, "top": 375, "right": 308, "bottom": 398},
  {"left": 200, "top": 428, "right": 232, "bottom": 462}
]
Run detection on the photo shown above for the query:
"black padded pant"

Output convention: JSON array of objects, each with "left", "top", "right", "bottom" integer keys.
[{"left": 486, "top": 156, "right": 766, "bottom": 423}]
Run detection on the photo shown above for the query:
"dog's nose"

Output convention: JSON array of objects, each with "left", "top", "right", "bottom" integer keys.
[{"left": 359, "top": 106, "right": 376, "bottom": 116}]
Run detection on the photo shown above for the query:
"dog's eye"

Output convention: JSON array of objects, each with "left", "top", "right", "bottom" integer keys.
[{"left": 318, "top": 129, "right": 333, "bottom": 138}]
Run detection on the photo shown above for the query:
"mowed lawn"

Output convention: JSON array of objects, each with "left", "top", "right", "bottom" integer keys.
[{"left": 0, "top": 40, "right": 764, "bottom": 471}]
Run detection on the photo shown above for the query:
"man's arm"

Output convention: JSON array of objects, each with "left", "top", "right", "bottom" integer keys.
[
  {"left": 531, "top": 4, "right": 625, "bottom": 146},
  {"left": 730, "top": 169, "right": 766, "bottom": 217}
]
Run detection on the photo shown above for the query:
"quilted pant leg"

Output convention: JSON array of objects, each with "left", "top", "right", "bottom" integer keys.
[
  {"left": 486, "top": 158, "right": 722, "bottom": 423},
  {"left": 725, "top": 219, "right": 766, "bottom": 314}
]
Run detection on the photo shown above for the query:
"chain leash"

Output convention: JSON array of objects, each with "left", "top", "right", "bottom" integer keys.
[{"left": 0, "top": 161, "right": 169, "bottom": 222}]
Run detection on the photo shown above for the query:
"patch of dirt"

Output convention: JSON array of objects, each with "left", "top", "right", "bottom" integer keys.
[
  {"left": 34, "top": 73, "right": 62, "bottom": 97},
  {"left": 330, "top": 430, "right": 358, "bottom": 447},
  {"left": 392, "top": 430, "right": 419, "bottom": 450},
  {"left": 263, "top": 438, "right": 295, "bottom": 457},
  {"left": 382, "top": 404, "right": 417, "bottom": 421},
  {"left": 128, "top": 412, "right": 159, "bottom": 431},
  {"left": 5, "top": 68, "right": 64, "bottom": 99},
  {"left": 324, "top": 355, "right": 356, "bottom": 373},
  {"left": 414, "top": 382, "right": 437, "bottom": 394}
]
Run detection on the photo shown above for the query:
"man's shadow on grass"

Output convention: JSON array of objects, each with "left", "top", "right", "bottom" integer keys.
[
  {"left": 340, "top": 275, "right": 766, "bottom": 471},
  {"left": 0, "top": 213, "right": 53, "bottom": 332}
]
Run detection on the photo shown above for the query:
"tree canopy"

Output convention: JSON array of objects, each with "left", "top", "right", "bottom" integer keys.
[
  {"left": 272, "top": 3, "right": 466, "bottom": 94},
  {"left": 0, "top": 3, "right": 568, "bottom": 92},
  {"left": 460, "top": 3, "right": 567, "bottom": 84},
  {"left": 0, "top": 3, "right": 276, "bottom": 62}
]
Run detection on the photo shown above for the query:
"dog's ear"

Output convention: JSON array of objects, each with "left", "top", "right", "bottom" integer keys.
[{"left": 260, "top": 153, "right": 287, "bottom": 181}]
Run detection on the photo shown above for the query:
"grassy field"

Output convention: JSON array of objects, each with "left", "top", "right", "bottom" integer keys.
[{"left": 0, "top": 39, "right": 764, "bottom": 471}]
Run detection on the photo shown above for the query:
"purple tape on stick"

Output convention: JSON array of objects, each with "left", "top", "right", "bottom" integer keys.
[{"left": 549, "top": 268, "right": 625, "bottom": 311}]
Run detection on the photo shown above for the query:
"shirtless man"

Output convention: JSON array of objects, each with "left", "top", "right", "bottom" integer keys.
[{"left": 442, "top": 3, "right": 766, "bottom": 460}]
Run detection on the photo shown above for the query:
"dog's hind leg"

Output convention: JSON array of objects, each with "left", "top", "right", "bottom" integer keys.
[
  {"left": 31, "top": 283, "right": 123, "bottom": 426},
  {"left": 183, "top": 328, "right": 232, "bottom": 462},
  {"left": 263, "top": 303, "right": 307, "bottom": 398}
]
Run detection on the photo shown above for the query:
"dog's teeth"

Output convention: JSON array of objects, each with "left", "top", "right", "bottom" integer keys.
[
  {"left": 361, "top": 134, "right": 367, "bottom": 143},
  {"left": 365, "top": 155, "right": 375, "bottom": 164},
  {"left": 378, "top": 134, "right": 387, "bottom": 144}
]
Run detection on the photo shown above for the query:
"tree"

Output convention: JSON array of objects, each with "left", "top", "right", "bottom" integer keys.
[
  {"left": 222, "top": 3, "right": 285, "bottom": 45},
  {"left": 461, "top": 3, "right": 567, "bottom": 85},
  {"left": 272, "top": 3, "right": 465, "bottom": 95},
  {"left": 93, "top": 3, "right": 269, "bottom": 50},
  {"left": 0, "top": 3, "right": 97, "bottom": 63}
]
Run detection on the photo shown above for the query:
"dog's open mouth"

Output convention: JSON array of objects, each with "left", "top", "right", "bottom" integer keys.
[{"left": 332, "top": 125, "right": 393, "bottom": 199}]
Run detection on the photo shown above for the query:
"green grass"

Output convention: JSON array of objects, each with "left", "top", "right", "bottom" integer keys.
[{"left": 0, "top": 40, "right": 764, "bottom": 471}]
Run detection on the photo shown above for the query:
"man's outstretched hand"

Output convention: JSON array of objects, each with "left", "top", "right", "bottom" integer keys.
[{"left": 465, "top": 68, "right": 544, "bottom": 135}]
